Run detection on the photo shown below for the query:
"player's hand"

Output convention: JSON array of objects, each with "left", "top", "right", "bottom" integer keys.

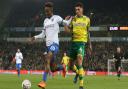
[
  {"left": 65, "top": 16, "right": 71, "bottom": 20},
  {"left": 28, "top": 37, "right": 35, "bottom": 44},
  {"left": 11, "top": 58, "right": 16, "bottom": 64}
]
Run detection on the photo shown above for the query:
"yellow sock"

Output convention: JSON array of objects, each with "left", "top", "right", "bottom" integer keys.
[
  {"left": 80, "top": 80, "right": 84, "bottom": 86},
  {"left": 73, "top": 65, "right": 78, "bottom": 74},
  {"left": 78, "top": 67, "right": 84, "bottom": 87}
]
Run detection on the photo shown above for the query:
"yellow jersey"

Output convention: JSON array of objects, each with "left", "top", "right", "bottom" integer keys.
[
  {"left": 70, "top": 15, "right": 90, "bottom": 42},
  {"left": 61, "top": 56, "right": 70, "bottom": 65}
]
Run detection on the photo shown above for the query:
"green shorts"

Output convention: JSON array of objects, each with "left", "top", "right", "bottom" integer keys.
[
  {"left": 66, "top": 65, "right": 69, "bottom": 71},
  {"left": 69, "top": 42, "right": 86, "bottom": 60}
]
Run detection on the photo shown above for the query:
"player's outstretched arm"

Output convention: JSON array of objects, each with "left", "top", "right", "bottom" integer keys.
[
  {"left": 20, "top": 53, "right": 23, "bottom": 60},
  {"left": 88, "top": 32, "right": 92, "bottom": 51},
  {"left": 27, "top": 37, "right": 35, "bottom": 44},
  {"left": 34, "top": 30, "right": 45, "bottom": 39},
  {"left": 64, "top": 16, "right": 73, "bottom": 32},
  {"left": 87, "top": 18, "right": 92, "bottom": 51},
  {"left": 62, "top": 16, "right": 72, "bottom": 26},
  {"left": 56, "top": 15, "right": 72, "bottom": 32},
  {"left": 28, "top": 30, "right": 45, "bottom": 43}
]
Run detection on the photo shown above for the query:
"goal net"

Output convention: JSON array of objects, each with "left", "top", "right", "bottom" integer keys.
[{"left": 107, "top": 59, "right": 128, "bottom": 76}]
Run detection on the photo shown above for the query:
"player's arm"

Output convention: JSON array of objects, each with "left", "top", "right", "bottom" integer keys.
[
  {"left": 12, "top": 53, "right": 17, "bottom": 64},
  {"left": 87, "top": 30, "right": 92, "bottom": 51},
  {"left": 67, "top": 57, "right": 70, "bottom": 64},
  {"left": 57, "top": 15, "right": 72, "bottom": 25},
  {"left": 64, "top": 16, "right": 73, "bottom": 32},
  {"left": 87, "top": 18, "right": 92, "bottom": 51},
  {"left": 20, "top": 53, "right": 23, "bottom": 60},
  {"left": 15, "top": 53, "right": 17, "bottom": 60},
  {"left": 122, "top": 53, "right": 125, "bottom": 59},
  {"left": 12, "top": 55, "right": 16, "bottom": 63},
  {"left": 113, "top": 53, "right": 117, "bottom": 62},
  {"left": 31, "top": 30, "right": 45, "bottom": 42},
  {"left": 61, "top": 57, "right": 64, "bottom": 64},
  {"left": 56, "top": 15, "right": 72, "bottom": 32},
  {"left": 62, "top": 17, "right": 72, "bottom": 26}
]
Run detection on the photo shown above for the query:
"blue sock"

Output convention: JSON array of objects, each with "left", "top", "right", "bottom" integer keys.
[
  {"left": 17, "top": 69, "right": 20, "bottom": 77},
  {"left": 43, "top": 72, "right": 48, "bottom": 82}
]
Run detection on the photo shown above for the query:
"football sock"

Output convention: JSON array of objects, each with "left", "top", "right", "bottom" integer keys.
[
  {"left": 78, "top": 65, "right": 84, "bottom": 87},
  {"left": 117, "top": 70, "right": 121, "bottom": 78},
  {"left": 17, "top": 69, "right": 20, "bottom": 77},
  {"left": 43, "top": 71, "right": 48, "bottom": 82},
  {"left": 73, "top": 65, "right": 78, "bottom": 74}
]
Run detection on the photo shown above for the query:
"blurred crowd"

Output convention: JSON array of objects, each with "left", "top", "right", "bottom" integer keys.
[
  {"left": 0, "top": 41, "right": 128, "bottom": 71},
  {"left": 6, "top": 10, "right": 128, "bottom": 27},
  {"left": 5, "top": 1, "right": 128, "bottom": 27}
]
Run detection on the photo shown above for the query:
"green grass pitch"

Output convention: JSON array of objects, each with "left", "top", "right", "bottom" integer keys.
[{"left": 0, "top": 74, "right": 128, "bottom": 89}]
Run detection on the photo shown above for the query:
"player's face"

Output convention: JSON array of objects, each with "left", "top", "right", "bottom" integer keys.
[
  {"left": 64, "top": 53, "right": 67, "bottom": 56},
  {"left": 75, "top": 6, "right": 83, "bottom": 17},
  {"left": 17, "top": 49, "right": 20, "bottom": 52},
  {"left": 44, "top": 7, "right": 53, "bottom": 17},
  {"left": 117, "top": 47, "right": 121, "bottom": 53}
]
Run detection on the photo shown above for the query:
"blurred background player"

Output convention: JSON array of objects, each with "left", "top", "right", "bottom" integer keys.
[
  {"left": 61, "top": 52, "right": 70, "bottom": 77},
  {"left": 30, "top": 2, "right": 71, "bottom": 89},
  {"left": 15, "top": 49, "right": 23, "bottom": 77},
  {"left": 113, "top": 47, "right": 124, "bottom": 80},
  {"left": 64, "top": 2, "right": 92, "bottom": 89}
]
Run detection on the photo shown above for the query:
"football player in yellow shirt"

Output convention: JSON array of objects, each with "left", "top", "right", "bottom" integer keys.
[
  {"left": 61, "top": 52, "right": 70, "bottom": 77},
  {"left": 64, "top": 2, "right": 92, "bottom": 89}
]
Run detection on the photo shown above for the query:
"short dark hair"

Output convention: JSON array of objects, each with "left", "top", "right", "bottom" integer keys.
[
  {"left": 45, "top": 2, "right": 53, "bottom": 8},
  {"left": 75, "top": 2, "right": 84, "bottom": 8}
]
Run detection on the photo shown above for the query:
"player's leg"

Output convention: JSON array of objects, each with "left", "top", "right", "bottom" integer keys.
[
  {"left": 16, "top": 63, "right": 21, "bottom": 77},
  {"left": 69, "top": 43, "right": 79, "bottom": 83},
  {"left": 38, "top": 51, "right": 53, "bottom": 88},
  {"left": 77, "top": 55, "right": 84, "bottom": 89},
  {"left": 38, "top": 43, "right": 62, "bottom": 88},
  {"left": 71, "top": 61, "right": 79, "bottom": 83},
  {"left": 44, "top": 51, "right": 53, "bottom": 80},
  {"left": 117, "top": 66, "right": 121, "bottom": 80},
  {"left": 73, "top": 64, "right": 79, "bottom": 83},
  {"left": 16, "top": 64, "right": 19, "bottom": 77},
  {"left": 65, "top": 64, "right": 69, "bottom": 77},
  {"left": 42, "top": 43, "right": 60, "bottom": 82},
  {"left": 76, "top": 43, "right": 85, "bottom": 89},
  {"left": 60, "top": 63, "right": 66, "bottom": 77},
  {"left": 115, "top": 62, "right": 121, "bottom": 80},
  {"left": 49, "top": 43, "right": 67, "bottom": 76},
  {"left": 63, "top": 63, "right": 69, "bottom": 77}
]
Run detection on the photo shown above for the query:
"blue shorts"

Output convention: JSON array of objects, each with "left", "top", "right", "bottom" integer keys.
[
  {"left": 47, "top": 43, "right": 59, "bottom": 55},
  {"left": 47, "top": 43, "right": 59, "bottom": 61},
  {"left": 16, "top": 63, "right": 22, "bottom": 69}
]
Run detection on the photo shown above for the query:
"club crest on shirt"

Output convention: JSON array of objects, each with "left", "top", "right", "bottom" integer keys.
[{"left": 51, "top": 18, "right": 54, "bottom": 21}]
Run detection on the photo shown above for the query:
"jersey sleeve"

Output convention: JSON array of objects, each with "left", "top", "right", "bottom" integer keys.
[
  {"left": 56, "top": 15, "right": 72, "bottom": 26},
  {"left": 34, "top": 19, "right": 46, "bottom": 39},
  {"left": 61, "top": 57, "right": 64, "bottom": 63},
  {"left": 87, "top": 18, "right": 90, "bottom": 29},
  {"left": 34, "top": 30, "right": 45, "bottom": 39},
  {"left": 67, "top": 57, "right": 70, "bottom": 63},
  {"left": 56, "top": 15, "right": 63, "bottom": 24},
  {"left": 20, "top": 53, "right": 23, "bottom": 60}
]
